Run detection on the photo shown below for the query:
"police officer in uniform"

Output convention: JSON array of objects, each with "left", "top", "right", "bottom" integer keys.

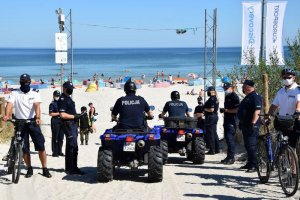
[
  {"left": 204, "top": 86, "right": 220, "bottom": 155},
  {"left": 220, "top": 82, "right": 240, "bottom": 164},
  {"left": 58, "top": 81, "right": 84, "bottom": 175},
  {"left": 111, "top": 81, "right": 153, "bottom": 129},
  {"left": 49, "top": 90, "right": 64, "bottom": 157},
  {"left": 3, "top": 74, "right": 51, "bottom": 178},
  {"left": 194, "top": 96, "right": 205, "bottom": 130},
  {"left": 237, "top": 80, "right": 262, "bottom": 173},
  {"left": 160, "top": 91, "right": 190, "bottom": 118}
]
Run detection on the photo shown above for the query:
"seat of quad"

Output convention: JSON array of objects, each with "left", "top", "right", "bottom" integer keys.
[
  {"left": 163, "top": 117, "right": 197, "bottom": 129},
  {"left": 111, "top": 128, "right": 150, "bottom": 134}
]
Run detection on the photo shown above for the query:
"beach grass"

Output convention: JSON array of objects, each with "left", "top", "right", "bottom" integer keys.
[{"left": 0, "top": 122, "right": 14, "bottom": 143}]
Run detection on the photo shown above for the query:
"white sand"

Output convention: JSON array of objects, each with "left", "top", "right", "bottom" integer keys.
[{"left": 0, "top": 84, "right": 298, "bottom": 200}]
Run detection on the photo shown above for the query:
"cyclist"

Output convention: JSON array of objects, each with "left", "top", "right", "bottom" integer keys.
[
  {"left": 267, "top": 68, "right": 300, "bottom": 148},
  {"left": 3, "top": 73, "right": 51, "bottom": 178},
  {"left": 160, "top": 91, "right": 190, "bottom": 118},
  {"left": 111, "top": 81, "right": 153, "bottom": 129}
]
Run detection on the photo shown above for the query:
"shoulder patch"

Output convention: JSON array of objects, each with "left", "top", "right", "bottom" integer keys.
[{"left": 32, "top": 88, "right": 39, "bottom": 93}]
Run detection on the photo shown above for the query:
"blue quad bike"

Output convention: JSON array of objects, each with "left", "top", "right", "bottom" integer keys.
[
  {"left": 158, "top": 117, "right": 205, "bottom": 164},
  {"left": 97, "top": 109, "right": 163, "bottom": 183}
]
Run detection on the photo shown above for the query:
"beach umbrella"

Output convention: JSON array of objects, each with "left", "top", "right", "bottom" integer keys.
[{"left": 187, "top": 73, "right": 198, "bottom": 79}]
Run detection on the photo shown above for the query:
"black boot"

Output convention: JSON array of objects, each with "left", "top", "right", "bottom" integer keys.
[{"left": 25, "top": 166, "right": 33, "bottom": 178}]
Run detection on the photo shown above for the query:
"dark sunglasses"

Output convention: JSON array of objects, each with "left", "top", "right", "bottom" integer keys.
[{"left": 282, "top": 77, "right": 293, "bottom": 80}]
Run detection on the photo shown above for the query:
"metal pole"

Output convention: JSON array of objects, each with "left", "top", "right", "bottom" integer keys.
[
  {"left": 70, "top": 9, "right": 74, "bottom": 83},
  {"left": 57, "top": 9, "right": 64, "bottom": 93},
  {"left": 260, "top": 0, "right": 266, "bottom": 62},
  {"left": 212, "top": 9, "right": 217, "bottom": 88},
  {"left": 204, "top": 9, "right": 207, "bottom": 102}
]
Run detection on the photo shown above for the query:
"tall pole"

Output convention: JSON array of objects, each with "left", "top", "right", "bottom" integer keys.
[
  {"left": 70, "top": 9, "right": 74, "bottom": 83},
  {"left": 59, "top": 20, "right": 64, "bottom": 93},
  {"left": 204, "top": 9, "right": 207, "bottom": 102},
  {"left": 260, "top": 0, "right": 266, "bottom": 61},
  {"left": 212, "top": 9, "right": 217, "bottom": 88}
]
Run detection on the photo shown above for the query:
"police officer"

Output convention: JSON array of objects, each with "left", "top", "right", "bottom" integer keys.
[
  {"left": 111, "top": 81, "right": 153, "bottom": 129},
  {"left": 267, "top": 68, "right": 300, "bottom": 148},
  {"left": 204, "top": 86, "right": 220, "bottom": 155},
  {"left": 160, "top": 91, "right": 190, "bottom": 118},
  {"left": 58, "top": 81, "right": 84, "bottom": 175},
  {"left": 237, "top": 80, "right": 262, "bottom": 173},
  {"left": 220, "top": 82, "right": 240, "bottom": 164},
  {"left": 49, "top": 90, "right": 64, "bottom": 157},
  {"left": 3, "top": 73, "right": 51, "bottom": 178},
  {"left": 194, "top": 96, "right": 205, "bottom": 130}
]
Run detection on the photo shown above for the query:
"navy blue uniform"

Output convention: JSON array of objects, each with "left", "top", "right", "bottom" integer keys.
[
  {"left": 49, "top": 100, "right": 64, "bottom": 156},
  {"left": 163, "top": 100, "right": 188, "bottom": 117},
  {"left": 237, "top": 91, "right": 262, "bottom": 168},
  {"left": 204, "top": 96, "right": 219, "bottom": 153},
  {"left": 57, "top": 93, "right": 78, "bottom": 172},
  {"left": 112, "top": 93, "right": 150, "bottom": 129},
  {"left": 223, "top": 92, "right": 240, "bottom": 159}
]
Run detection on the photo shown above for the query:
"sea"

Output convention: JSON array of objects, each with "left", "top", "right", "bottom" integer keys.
[{"left": 0, "top": 47, "right": 289, "bottom": 82}]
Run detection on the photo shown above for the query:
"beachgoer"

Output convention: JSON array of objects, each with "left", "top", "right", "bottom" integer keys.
[
  {"left": 160, "top": 91, "right": 190, "bottom": 118},
  {"left": 111, "top": 81, "right": 153, "bottom": 129},
  {"left": 237, "top": 80, "right": 262, "bottom": 173},
  {"left": 194, "top": 96, "right": 205, "bottom": 130},
  {"left": 204, "top": 86, "right": 220, "bottom": 155},
  {"left": 78, "top": 106, "right": 90, "bottom": 145},
  {"left": 220, "top": 82, "right": 240, "bottom": 165},
  {"left": 49, "top": 90, "right": 64, "bottom": 157},
  {"left": 3, "top": 73, "right": 51, "bottom": 178},
  {"left": 58, "top": 81, "right": 84, "bottom": 175},
  {"left": 88, "top": 102, "right": 97, "bottom": 133}
]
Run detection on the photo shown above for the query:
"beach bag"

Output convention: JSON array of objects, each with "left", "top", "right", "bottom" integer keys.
[{"left": 274, "top": 115, "right": 295, "bottom": 132}]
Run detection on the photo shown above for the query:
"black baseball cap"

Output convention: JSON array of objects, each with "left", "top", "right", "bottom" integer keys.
[
  {"left": 243, "top": 80, "right": 255, "bottom": 87},
  {"left": 222, "top": 82, "right": 231, "bottom": 90},
  {"left": 63, "top": 81, "right": 75, "bottom": 89},
  {"left": 20, "top": 73, "right": 31, "bottom": 83}
]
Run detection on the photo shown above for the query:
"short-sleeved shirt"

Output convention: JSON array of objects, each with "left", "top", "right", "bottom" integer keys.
[
  {"left": 204, "top": 96, "right": 219, "bottom": 115},
  {"left": 272, "top": 83, "right": 300, "bottom": 116},
  {"left": 57, "top": 93, "right": 76, "bottom": 115},
  {"left": 49, "top": 100, "right": 59, "bottom": 115},
  {"left": 112, "top": 94, "right": 150, "bottom": 129},
  {"left": 7, "top": 89, "right": 42, "bottom": 119},
  {"left": 224, "top": 92, "right": 240, "bottom": 123},
  {"left": 163, "top": 100, "right": 189, "bottom": 117},
  {"left": 237, "top": 91, "right": 262, "bottom": 126}
]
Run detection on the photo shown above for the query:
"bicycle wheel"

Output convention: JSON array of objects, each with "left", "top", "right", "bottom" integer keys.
[
  {"left": 278, "top": 146, "right": 299, "bottom": 197},
  {"left": 257, "top": 137, "right": 271, "bottom": 183},
  {"left": 12, "top": 144, "right": 23, "bottom": 184}
]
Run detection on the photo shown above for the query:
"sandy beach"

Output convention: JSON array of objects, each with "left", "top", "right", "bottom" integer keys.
[{"left": 0, "top": 84, "right": 298, "bottom": 200}]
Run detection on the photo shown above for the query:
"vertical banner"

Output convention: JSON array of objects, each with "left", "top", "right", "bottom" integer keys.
[
  {"left": 266, "top": 1, "right": 287, "bottom": 65},
  {"left": 241, "top": 2, "right": 262, "bottom": 65}
]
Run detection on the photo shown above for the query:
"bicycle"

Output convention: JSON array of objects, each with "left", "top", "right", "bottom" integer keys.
[
  {"left": 6, "top": 119, "right": 31, "bottom": 184},
  {"left": 257, "top": 114, "right": 299, "bottom": 197}
]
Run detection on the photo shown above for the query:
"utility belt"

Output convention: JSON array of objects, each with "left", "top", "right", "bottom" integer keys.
[
  {"left": 52, "top": 116, "right": 61, "bottom": 119},
  {"left": 205, "top": 112, "right": 217, "bottom": 116}
]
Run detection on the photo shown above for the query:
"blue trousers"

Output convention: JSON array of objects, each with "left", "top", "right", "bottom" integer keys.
[
  {"left": 224, "top": 123, "right": 236, "bottom": 159},
  {"left": 62, "top": 121, "right": 78, "bottom": 172},
  {"left": 241, "top": 126, "right": 259, "bottom": 168},
  {"left": 51, "top": 118, "right": 64, "bottom": 155}
]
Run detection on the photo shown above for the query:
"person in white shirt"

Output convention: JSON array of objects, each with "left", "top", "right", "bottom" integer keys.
[
  {"left": 3, "top": 74, "right": 51, "bottom": 178},
  {"left": 267, "top": 68, "right": 300, "bottom": 148}
]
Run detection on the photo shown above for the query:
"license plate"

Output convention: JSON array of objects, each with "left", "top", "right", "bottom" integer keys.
[
  {"left": 123, "top": 142, "right": 136, "bottom": 152},
  {"left": 177, "top": 135, "right": 185, "bottom": 142}
]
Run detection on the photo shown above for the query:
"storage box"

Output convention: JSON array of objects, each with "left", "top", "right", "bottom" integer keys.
[{"left": 163, "top": 117, "right": 197, "bottom": 129}]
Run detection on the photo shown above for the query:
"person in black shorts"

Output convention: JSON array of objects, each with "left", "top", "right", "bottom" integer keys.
[
  {"left": 111, "top": 81, "right": 153, "bottom": 129},
  {"left": 160, "top": 91, "right": 190, "bottom": 118}
]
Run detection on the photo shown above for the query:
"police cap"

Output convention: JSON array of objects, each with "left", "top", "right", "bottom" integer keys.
[
  {"left": 222, "top": 82, "right": 231, "bottom": 90},
  {"left": 63, "top": 81, "right": 75, "bottom": 89},
  {"left": 20, "top": 73, "right": 31, "bottom": 84},
  {"left": 53, "top": 90, "right": 60, "bottom": 97},
  {"left": 243, "top": 80, "right": 255, "bottom": 87},
  {"left": 206, "top": 86, "right": 215, "bottom": 92}
]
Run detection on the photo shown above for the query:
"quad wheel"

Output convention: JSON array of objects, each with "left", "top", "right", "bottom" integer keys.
[
  {"left": 97, "top": 147, "right": 113, "bottom": 182},
  {"left": 192, "top": 137, "right": 205, "bottom": 164},
  {"left": 148, "top": 145, "right": 163, "bottom": 182},
  {"left": 161, "top": 140, "right": 168, "bottom": 164}
]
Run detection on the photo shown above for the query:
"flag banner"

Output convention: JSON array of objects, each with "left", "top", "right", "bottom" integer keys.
[
  {"left": 241, "top": 2, "right": 262, "bottom": 65},
  {"left": 266, "top": 1, "right": 287, "bottom": 65}
]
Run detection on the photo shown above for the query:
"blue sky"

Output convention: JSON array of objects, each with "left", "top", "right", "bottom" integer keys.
[{"left": 0, "top": 0, "right": 299, "bottom": 48}]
